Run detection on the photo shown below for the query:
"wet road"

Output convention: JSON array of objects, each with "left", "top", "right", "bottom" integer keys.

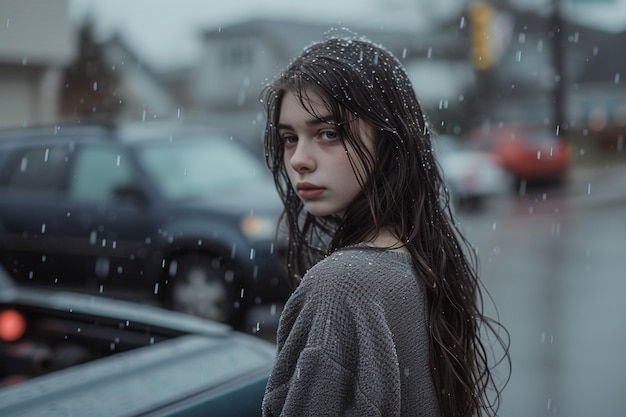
[{"left": 456, "top": 161, "right": 626, "bottom": 417}]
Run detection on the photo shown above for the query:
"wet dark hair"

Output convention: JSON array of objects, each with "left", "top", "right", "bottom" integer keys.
[{"left": 262, "top": 31, "right": 510, "bottom": 417}]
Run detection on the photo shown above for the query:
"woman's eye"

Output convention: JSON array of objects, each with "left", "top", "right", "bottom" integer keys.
[
  {"left": 282, "top": 135, "right": 298, "bottom": 145},
  {"left": 321, "top": 130, "right": 339, "bottom": 141}
]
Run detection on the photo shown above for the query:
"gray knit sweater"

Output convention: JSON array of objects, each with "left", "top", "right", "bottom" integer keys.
[{"left": 262, "top": 246, "right": 439, "bottom": 416}]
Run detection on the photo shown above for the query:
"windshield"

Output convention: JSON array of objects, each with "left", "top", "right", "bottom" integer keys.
[{"left": 136, "top": 137, "right": 271, "bottom": 200}]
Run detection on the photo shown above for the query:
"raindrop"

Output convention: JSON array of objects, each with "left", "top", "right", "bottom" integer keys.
[
  {"left": 587, "top": 183, "right": 592, "bottom": 195},
  {"left": 169, "top": 260, "right": 178, "bottom": 276},
  {"left": 459, "top": 16, "right": 466, "bottom": 29},
  {"left": 116, "top": 155, "right": 121, "bottom": 166},
  {"left": 154, "top": 282, "right": 159, "bottom": 294},
  {"left": 516, "top": 50, "right": 522, "bottom": 62},
  {"left": 44, "top": 148, "right": 49, "bottom": 162},
  {"left": 402, "top": 48, "right": 407, "bottom": 59},
  {"left": 41, "top": 224, "right": 46, "bottom": 234},
  {"left": 20, "top": 157, "right": 28, "bottom": 172},
  {"left": 614, "top": 73, "right": 621, "bottom": 84},
  {"left": 89, "top": 231, "right": 97, "bottom": 245},
  {"left": 93, "top": 82, "right": 98, "bottom": 91},
  {"left": 95, "top": 258, "right": 110, "bottom": 277},
  {"left": 177, "top": 108, "right": 181, "bottom": 119}
]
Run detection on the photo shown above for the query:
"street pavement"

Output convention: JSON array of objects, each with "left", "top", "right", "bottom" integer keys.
[{"left": 457, "top": 160, "right": 626, "bottom": 417}]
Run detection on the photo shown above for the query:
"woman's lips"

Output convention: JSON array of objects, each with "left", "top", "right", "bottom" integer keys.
[{"left": 296, "top": 182, "right": 326, "bottom": 199}]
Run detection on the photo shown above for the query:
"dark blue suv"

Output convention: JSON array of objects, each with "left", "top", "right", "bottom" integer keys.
[{"left": 0, "top": 123, "right": 290, "bottom": 332}]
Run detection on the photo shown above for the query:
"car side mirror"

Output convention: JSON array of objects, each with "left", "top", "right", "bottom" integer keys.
[{"left": 112, "top": 184, "right": 148, "bottom": 206}]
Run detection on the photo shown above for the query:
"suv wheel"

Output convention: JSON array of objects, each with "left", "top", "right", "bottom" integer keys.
[{"left": 168, "top": 254, "right": 238, "bottom": 324}]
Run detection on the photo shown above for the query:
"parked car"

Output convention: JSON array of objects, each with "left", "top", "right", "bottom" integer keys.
[
  {"left": 432, "top": 135, "right": 511, "bottom": 210},
  {"left": 0, "top": 265, "right": 275, "bottom": 416},
  {"left": 466, "top": 124, "right": 572, "bottom": 186},
  {"left": 0, "top": 123, "right": 290, "bottom": 331}
]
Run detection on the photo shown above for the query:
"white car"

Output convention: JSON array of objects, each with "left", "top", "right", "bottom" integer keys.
[{"left": 433, "top": 135, "right": 511, "bottom": 210}]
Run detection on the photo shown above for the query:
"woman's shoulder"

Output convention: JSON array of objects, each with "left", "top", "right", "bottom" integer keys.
[{"left": 301, "top": 246, "right": 414, "bottom": 293}]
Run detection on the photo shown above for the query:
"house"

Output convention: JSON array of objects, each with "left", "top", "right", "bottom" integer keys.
[
  {"left": 451, "top": 2, "right": 618, "bottom": 140},
  {"left": 0, "top": 0, "right": 75, "bottom": 128},
  {"left": 189, "top": 19, "right": 469, "bottom": 151},
  {"left": 569, "top": 29, "right": 626, "bottom": 148},
  {"left": 98, "top": 34, "right": 186, "bottom": 123}
]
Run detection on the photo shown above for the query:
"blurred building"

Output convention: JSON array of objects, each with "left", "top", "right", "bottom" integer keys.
[
  {"left": 571, "top": 29, "right": 626, "bottom": 148},
  {"left": 2, "top": 0, "right": 623, "bottom": 150},
  {"left": 454, "top": 1, "right": 624, "bottom": 144},
  {"left": 188, "top": 19, "right": 469, "bottom": 150},
  {"left": 0, "top": 0, "right": 76, "bottom": 128}
]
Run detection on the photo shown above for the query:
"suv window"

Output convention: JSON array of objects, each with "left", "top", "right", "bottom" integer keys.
[
  {"left": 0, "top": 142, "right": 137, "bottom": 202},
  {"left": 70, "top": 144, "right": 136, "bottom": 201},
  {"left": 0, "top": 144, "right": 71, "bottom": 195}
]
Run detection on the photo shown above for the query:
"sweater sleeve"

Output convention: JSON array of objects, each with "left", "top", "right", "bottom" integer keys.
[
  {"left": 262, "top": 257, "right": 403, "bottom": 417},
  {"left": 263, "top": 345, "right": 382, "bottom": 417}
]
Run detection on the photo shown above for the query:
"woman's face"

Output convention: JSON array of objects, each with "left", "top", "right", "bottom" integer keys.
[{"left": 278, "top": 90, "right": 375, "bottom": 218}]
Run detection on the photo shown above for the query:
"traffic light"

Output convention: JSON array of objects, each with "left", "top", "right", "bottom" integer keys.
[{"left": 468, "top": 2, "right": 494, "bottom": 70}]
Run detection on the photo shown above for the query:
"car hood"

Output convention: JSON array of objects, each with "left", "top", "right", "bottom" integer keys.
[{"left": 0, "top": 276, "right": 232, "bottom": 338}]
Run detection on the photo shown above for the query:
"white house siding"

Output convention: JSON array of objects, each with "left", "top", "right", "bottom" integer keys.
[{"left": 0, "top": 0, "right": 75, "bottom": 128}]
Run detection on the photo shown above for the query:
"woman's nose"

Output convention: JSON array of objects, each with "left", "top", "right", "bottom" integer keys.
[{"left": 289, "top": 140, "right": 316, "bottom": 173}]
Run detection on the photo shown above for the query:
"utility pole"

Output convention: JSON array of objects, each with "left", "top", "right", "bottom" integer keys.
[{"left": 550, "top": 0, "right": 567, "bottom": 138}]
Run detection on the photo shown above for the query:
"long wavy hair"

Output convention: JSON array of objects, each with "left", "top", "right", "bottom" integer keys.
[{"left": 262, "top": 32, "right": 510, "bottom": 417}]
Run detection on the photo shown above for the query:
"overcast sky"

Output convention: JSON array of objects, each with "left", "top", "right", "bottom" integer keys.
[{"left": 68, "top": 0, "right": 626, "bottom": 71}]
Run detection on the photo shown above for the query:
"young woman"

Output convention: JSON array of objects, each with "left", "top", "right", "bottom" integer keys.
[{"left": 261, "top": 33, "right": 510, "bottom": 417}]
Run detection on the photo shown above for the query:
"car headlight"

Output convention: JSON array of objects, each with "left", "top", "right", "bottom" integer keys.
[{"left": 240, "top": 215, "right": 277, "bottom": 240}]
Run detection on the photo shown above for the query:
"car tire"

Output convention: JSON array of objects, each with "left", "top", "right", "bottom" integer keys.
[{"left": 167, "top": 254, "right": 239, "bottom": 324}]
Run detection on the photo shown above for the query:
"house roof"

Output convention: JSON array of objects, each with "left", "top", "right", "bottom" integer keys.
[{"left": 200, "top": 18, "right": 468, "bottom": 64}]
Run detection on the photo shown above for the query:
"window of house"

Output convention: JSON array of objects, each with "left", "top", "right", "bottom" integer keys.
[{"left": 221, "top": 42, "right": 253, "bottom": 69}]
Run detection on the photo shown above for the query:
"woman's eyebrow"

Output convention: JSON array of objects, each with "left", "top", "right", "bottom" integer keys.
[{"left": 277, "top": 116, "right": 336, "bottom": 131}]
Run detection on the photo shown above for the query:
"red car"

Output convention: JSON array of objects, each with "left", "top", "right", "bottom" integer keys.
[{"left": 466, "top": 125, "right": 572, "bottom": 185}]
